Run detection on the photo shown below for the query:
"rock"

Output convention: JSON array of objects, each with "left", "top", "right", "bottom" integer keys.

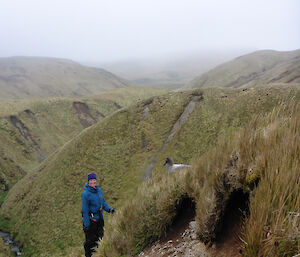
[
  {"left": 189, "top": 221, "right": 198, "bottom": 231},
  {"left": 191, "top": 232, "right": 197, "bottom": 240}
]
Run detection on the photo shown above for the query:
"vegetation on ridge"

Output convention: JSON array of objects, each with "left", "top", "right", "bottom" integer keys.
[
  {"left": 185, "top": 49, "right": 300, "bottom": 89},
  {"left": 0, "top": 56, "right": 128, "bottom": 99},
  {"left": 1, "top": 85, "right": 299, "bottom": 256},
  {"left": 0, "top": 87, "right": 166, "bottom": 192},
  {"left": 97, "top": 99, "right": 300, "bottom": 257}
]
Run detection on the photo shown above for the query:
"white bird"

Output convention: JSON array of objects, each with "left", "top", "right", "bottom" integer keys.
[{"left": 164, "top": 157, "right": 191, "bottom": 174}]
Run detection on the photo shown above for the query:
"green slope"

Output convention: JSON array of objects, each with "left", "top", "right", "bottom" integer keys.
[
  {"left": 185, "top": 49, "right": 300, "bottom": 89},
  {"left": 97, "top": 92, "right": 300, "bottom": 257},
  {"left": 0, "top": 57, "right": 128, "bottom": 99},
  {"left": 1, "top": 84, "right": 299, "bottom": 256},
  {"left": 0, "top": 87, "right": 166, "bottom": 191}
]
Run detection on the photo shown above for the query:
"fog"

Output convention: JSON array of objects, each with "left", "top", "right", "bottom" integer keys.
[{"left": 0, "top": 0, "right": 299, "bottom": 63}]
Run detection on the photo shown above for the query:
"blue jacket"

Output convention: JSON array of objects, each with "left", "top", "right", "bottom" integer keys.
[{"left": 81, "top": 182, "right": 111, "bottom": 229}]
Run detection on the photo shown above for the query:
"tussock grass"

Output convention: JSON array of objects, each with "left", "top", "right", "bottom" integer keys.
[
  {"left": 1, "top": 85, "right": 300, "bottom": 256},
  {"left": 97, "top": 100, "right": 300, "bottom": 257},
  {"left": 241, "top": 103, "right": 300, "bottom": 256}
]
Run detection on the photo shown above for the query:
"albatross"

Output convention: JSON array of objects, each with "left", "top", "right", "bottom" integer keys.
[{"left": 164, "top": 157, "right": 191, "bottom": 174}]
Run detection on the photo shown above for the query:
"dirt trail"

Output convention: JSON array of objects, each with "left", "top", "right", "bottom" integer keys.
[
  {"left": 139, "top": 217, "right": 243, "bottom": 257},
  {"left": 139, "top": 193, "right": 244, "bottom": 257}
]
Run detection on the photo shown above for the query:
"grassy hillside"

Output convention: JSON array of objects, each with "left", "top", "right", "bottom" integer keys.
[
  {"left": 1, "top": 85, "right": 299, "bottom": 256},
  {"left": 0, "top": 56, "right": 128, "bottom": 99},
  {"left": 0, "top": 87, "right": 166, "bottom": 191},
  {"left": 185, "top": 49, "right": 300, "bottom": 89},
  {"left": 98, "top": 97, "right": 300, "bottom": 257}
]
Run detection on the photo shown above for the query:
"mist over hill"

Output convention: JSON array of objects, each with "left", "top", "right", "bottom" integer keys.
[
  {"left": 91, "top": 50, "right": 249, "bottom": 89},
  {"left": 185, "top": 49, "right": 300, "bottom": 89},
  {"left": 0, "top": 49, "right": 299, "bottom": 257},
  {"left": 0, "top": 57, "right": 128, "bottom": 99}
]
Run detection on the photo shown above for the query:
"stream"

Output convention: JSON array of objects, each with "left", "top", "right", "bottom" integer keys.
[{"left": 0, "top": 230, "right": 21, "bottom": 256}]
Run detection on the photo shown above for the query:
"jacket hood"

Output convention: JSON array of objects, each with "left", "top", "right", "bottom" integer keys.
[{"left": 84, "top": 182, "right": 99, "bottom": 193}]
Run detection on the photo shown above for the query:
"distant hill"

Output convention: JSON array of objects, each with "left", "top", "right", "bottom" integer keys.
[
  {"left": 96, "top": 50, "right": 248, "bottom": 89},
  {"left": 2, "top": 84, "right": 300, "bottom": 256},
  {"left": 185, "top": 49, "right": 300, "bottom": 89},
  {"left": 0, "top": 57, "right": 128, "bottom": 99}
]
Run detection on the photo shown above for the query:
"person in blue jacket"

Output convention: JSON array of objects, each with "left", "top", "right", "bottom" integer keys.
[{"left": 81, "top": 173, "right": 114, "bottom": 257}]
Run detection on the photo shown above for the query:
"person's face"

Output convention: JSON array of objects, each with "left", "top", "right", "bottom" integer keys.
[{"left": 88, "top": 179, "right": 97, "bottom": 188}]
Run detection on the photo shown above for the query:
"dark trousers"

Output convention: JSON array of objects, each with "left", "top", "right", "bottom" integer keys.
[{"left": 84, "top": 218, "right": 104, "bottom": 257}]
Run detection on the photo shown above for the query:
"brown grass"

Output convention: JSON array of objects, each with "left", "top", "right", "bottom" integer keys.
[{"left": 97, "top": 100, "right": 300, "bottom": 257}]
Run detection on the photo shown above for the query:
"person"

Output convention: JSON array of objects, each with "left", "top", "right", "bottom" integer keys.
[{"left": 81, "top": 173, "right": 114, "bottom": 257}]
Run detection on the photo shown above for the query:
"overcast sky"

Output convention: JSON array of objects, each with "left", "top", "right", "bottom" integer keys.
[{"left": 0, "top": 0, "right": 299, "bottom": 62}]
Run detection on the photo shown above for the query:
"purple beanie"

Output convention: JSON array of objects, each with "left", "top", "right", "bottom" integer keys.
[{"left": 88, "top": 173, "right": 97, "bottom": 181}]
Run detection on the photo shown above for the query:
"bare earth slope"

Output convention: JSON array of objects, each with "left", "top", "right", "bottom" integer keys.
[{"left": 0, "top": 87, "right": 166, "bottom": 192}]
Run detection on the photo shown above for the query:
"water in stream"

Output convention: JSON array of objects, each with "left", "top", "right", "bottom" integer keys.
[{"left": 0, "top": 230, "right": 21, "bottom": 256}]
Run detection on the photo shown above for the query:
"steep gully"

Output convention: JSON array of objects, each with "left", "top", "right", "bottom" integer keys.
[
  {"left": 143, "top": 94, "right": 203, "bottom": 179},
  {"left": 9, "top": 115, "right": 46, "bottom": 161}
]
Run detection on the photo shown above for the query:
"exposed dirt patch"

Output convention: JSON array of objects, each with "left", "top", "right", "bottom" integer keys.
[
  {"left": 95, "top": 110, "right": 105, "bottom": 119},
  {"left": 139, "top": 192, "right": 247, "bottom": 257},
  {"left": 143, "top": 95, "right": 203, "bottom": 179},
  {"left": 209, "top": 189, "right": 248, "bottom": 257},
  {"left": 113, "top": 102, "right": 122, "bottom": 109},
  {"left": 142, "top": 105, "right": 150, "bottom": 121},
  {"left": 24, "top": 109, "right": 35, "bottom": 118},
  {"left": 138, "top": 197, "right": 208, "bottom": 257},
  {"left": 165, "top": 95, "right": 202, "bottom": 145},
  {"left": 24, "top": 109, "right": 38, "bottom": 124},
  {"left": 287, "top": 76, "right": 300, "bottom": 83},
  {"left": 165, "top": 197, "right": 196, "bottom": 244},
  {"left": 0, "top": 176, "right": 9, "bottom": 191},
  {"left": 72, "top": 101, "right": 96, "bottom": 128},
  {"left": 9, "top": 115, "right": 46, "bottom": 160}
]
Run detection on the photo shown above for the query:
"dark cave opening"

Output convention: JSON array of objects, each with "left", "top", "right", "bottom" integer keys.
[
  {"left": 215, "top": 189, "right": 249, "bottom": 246},
  {"left": 164, "top": 196, "right": 196, "bottom": 242}
]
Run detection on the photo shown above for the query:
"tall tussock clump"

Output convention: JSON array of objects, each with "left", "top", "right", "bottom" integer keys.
[
  {"left": 97, "top": 101, "right": 300, "bottom": 257},
  {"left": 99, "top": 173, "right": 188, "bottom": 256},
  {"left": 241, "top": 103, "right": 300, "bottom": 256}
]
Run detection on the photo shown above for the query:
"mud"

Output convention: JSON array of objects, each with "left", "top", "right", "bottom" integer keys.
[
  {"left": 113, "top": 102, "right": 122, "bottom": 109},
  {"left": 9, "top": 115, "right": 46, "bottom": 161},
  {"left": 72, "top": 102, "right": 96, "bottom": 128},
  {"left": 24, "top": 109, "right": 37, "bottom": 124}
]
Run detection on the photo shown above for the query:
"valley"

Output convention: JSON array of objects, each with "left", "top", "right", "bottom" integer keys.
[{"left": 0, "top": 49, "right": 299, "bottom": 257}]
